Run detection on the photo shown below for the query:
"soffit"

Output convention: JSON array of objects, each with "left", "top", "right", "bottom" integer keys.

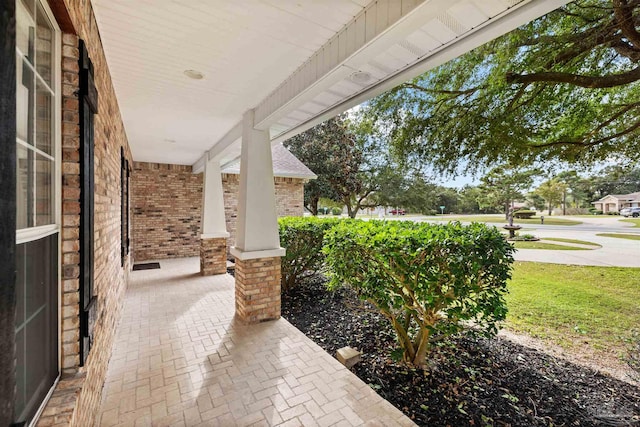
[{"left": 92, "top": 0, "right": 373, "bottom": 164}]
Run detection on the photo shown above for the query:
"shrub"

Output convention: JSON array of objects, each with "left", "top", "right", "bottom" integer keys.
[
  {"left": 324, "top": 220, "right": 515, "bottom": 368},
  {"left": 513, "top": 209, "right": 536, "bottom": 219},
  {"left": 331, "top": 207, "right": 342, "bottom": 216},
  {"left": 278, "top": 217, "right": 342, "bottom": 292}
]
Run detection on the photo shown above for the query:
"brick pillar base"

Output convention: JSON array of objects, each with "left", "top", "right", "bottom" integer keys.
[
  {"left": 234, "top": 256, "right": 281, "bottom": 324},
  {"left": 200, "top": 238, "right": 228, "bottom": 276}
]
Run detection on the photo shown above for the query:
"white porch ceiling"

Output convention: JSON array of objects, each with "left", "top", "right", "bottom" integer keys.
[{"left": 92, "top": 0, "right": 570, "bottom": 169}]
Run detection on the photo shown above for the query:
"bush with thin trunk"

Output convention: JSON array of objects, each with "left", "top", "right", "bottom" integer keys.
[{"left": 323, "top": 220, "right": 514, "bottom": 368}]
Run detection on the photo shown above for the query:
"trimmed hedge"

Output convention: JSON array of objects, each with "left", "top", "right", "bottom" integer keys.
[
  {"left": 323, "top": 220, "right": 515, "bottom": 367},
  {"left": 513, "top": 210, "right": 536, "bottom": 219},
  {"left": 278, "top": 217, "right": 342, "bottom": 291}
]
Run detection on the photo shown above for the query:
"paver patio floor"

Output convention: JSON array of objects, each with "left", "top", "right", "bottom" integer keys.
[{"left": 97, "top": 257, "right": 415, "bottom": 427}]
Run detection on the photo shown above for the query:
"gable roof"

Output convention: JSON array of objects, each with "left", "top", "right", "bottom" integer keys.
[
  {"left": 222, "top": 144, "right": 317, "bottom": 180},
  {"left": 595, "top": 192, "right": 640, "bottom": 202}
]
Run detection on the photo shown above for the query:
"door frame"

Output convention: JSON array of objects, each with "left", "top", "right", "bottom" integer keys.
[{"left": 0, "top": 0, "right": 18, "bottom": 424}]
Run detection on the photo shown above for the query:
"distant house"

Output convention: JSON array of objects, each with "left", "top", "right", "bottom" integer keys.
[{"left": 592, "top": 192, "right": 640, "bottom": 213}]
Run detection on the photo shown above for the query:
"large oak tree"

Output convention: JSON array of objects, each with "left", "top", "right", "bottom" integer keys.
[{"left": 366, "top": 0, "right": 640, "bottom": 175}]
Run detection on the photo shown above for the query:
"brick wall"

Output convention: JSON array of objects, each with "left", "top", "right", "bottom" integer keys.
[
  {"left": 131, "top": 162, "right": 203, "bottom": 261},
  {"left": 132, "top": 170, "right": 305, "bottom": 261},
  {"left": 39, "top": 1, "right": 133, "bottom": 426}
]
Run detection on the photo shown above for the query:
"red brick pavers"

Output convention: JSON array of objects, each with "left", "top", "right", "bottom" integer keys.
[{"left": 97, "top": 258, "right": 416, "bottom": 426}]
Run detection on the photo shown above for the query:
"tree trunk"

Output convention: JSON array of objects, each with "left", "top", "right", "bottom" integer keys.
[
  {"left": 307, "top": 196, "right": 319, "bottom": 216},
  {"left": 412, "top": 327, "right": 432, "bottom": 368},
  {"left": 344, "top": 197, "right": 356, "bottom": 218},
  {"left": 548, "top": 202, "right": 552, "bottom": 216},
  {"left": 504, "top": 203, "right": 510, "bottom": 220},
  {"left": 562, "top": 191, "right": 567, "bottom": 215}
]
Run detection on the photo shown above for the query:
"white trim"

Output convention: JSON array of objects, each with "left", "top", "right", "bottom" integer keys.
[
  {"left": 230, "top": 247, "right": 286, "bottom": 261},
  {"left": 219, "top": 168, "right": 317, "bottom": 180},
  {"left": 15, "top": 48, "right": 56, "bottom": 95},
  {"left": 201, "top": 232, "right": 230, "bottom": 239},
  {"left": 16, "top": 224, "right": 59, "bottom": 244},
  {"left": 16, "top": 137, "right": 56, "bottom": 161},
  {"left": 27, "top": 375, "right": 60, "bottom": 427}
]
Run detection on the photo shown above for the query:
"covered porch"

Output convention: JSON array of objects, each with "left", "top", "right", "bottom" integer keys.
[
  {"left": 97, "top": 258, "right": 413, "bottom": 426},
  {"left": 92, "top": 0, "right": 570, "bottom": 325},
  {"left": 1, "top": 0, "right": 575, "bottom": 425}
]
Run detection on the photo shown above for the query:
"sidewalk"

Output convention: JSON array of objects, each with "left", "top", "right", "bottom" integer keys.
[
  {"left": 513, "top": 230, "right": 640, "bottom": 267},
  {"left": 97, "top": 258, "right": 415, "bottom": 427}
]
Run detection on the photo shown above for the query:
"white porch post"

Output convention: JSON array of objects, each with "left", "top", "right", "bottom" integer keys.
[
  {"left": 231, "top": 110, "right": 285, "bottom": 323},
  {"left": 200, "top": 156, "right": 229, "bottom": 276}
]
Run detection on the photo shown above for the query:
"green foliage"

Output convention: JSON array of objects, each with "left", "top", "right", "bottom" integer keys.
[
  {"left": 535, "top": 178, "right": 569, "bottom": 215},
  {"left": 365, "top": 1, "right": 640, "bottom": 174},
  {"left": 278, "top": 217, "right": 342, "bottom": 292},
  {"left": 284, "top": 113, "right": 403, "bottom": 218},
  {"left": 513, "top": 210, "right": 535, "bottom": 219},
  {"left": 477, "top": 167, "right": 538, "bottom": 218},
  {"left": 323, "top": 220, "right": 515, "bottom": 367},
  {"left": 331, "top": 207, "right": 342, "bottom": 216},
  {"left": 587, "top": 165, "right": 640, "bottom": 201}
]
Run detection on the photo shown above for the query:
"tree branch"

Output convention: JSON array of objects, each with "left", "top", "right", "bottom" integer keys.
[
  {"left": 505, "top": 66, "right": 640, "bottom": 88},
  {"left": 533, "top": 116, "right": 640, "bottom": 149},
  {"left": 613, "top": 0, "right": 640, "bottom": 49},
  {"left": 400, "top": 82, "right": 484, "bottom": 97}
]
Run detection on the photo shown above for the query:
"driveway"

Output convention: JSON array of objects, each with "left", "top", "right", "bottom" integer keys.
[{"left": 412, "top": 215, "right": 640, "bottom": 268}]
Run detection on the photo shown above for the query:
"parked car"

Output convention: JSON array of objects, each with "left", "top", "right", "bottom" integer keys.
[
  {"left": 620, "top": 207, "right": 640, "bottom": 217},
  {"left": 390, "top": 209, "right": 406, "bottom": 215}
]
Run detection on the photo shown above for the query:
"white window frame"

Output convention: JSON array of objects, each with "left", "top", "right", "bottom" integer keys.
[{"left": 15, "top": 0, "right": 62, "bottom": 245}]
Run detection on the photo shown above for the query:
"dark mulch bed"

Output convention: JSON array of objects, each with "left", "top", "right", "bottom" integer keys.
[{"left": 281, "top": 275, "right": 640, "bottom": 427}]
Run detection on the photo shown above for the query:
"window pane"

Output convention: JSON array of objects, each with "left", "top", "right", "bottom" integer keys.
[
  {"left": 15, "top": 328, "right": 25, "bottom": 419},
  {"left": 16, "top": 145, "right": 32, "bottom": 229},
  {"left": 15, "top": 245, "right": 26, "bottom": 328},
  {"left": 36, "top": 2, "right": 53, "bottom": 87},
  {"left": 35, "top": 80, "right": 52, "bottom": 155},
  {"left": 25, "top": 237, "right": 49, "bottom": 321},
  {"left": 16, "top": 0, "right": 35, "bottom": 61},
  {"left": 26, "top": 309, "right": 47, "bottom": 400},
  {"left": 16, "top": 59, "right": 34, "bottom": 144},
  {"left": 35, "top": 154, "right": 53, "bottom": 226}
]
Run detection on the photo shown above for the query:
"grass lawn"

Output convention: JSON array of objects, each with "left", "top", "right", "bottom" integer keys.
[
  {"left": 512, "top": 241, "right": 591, "bottom": 250},
  {"left": 505, "top": 262, "right": 640, "bottom": 354},
  {"left": 543, "top": 237, "right": 601, "bottom": 247},
  {"left": 596, "top": 233, "right": 640, "bottom": 241},
  {"left": 431, "top": 215, "right": 581, "bottom": 226},
  {"left": 620, "top": 218, "right": 640, "bottom": 228}
]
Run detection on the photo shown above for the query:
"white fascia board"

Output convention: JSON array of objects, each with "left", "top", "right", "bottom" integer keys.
[
  {"left": 253, "top": 0, "right": 429, "bottom": 131},
  {"left": 270, "top": 0, "right": 570, "bottom": 145},
  {"left": 220, "top": 170, "right": 318, "bottom": 180},
  {"left": 192, "top": 121, "right": 242, "bottom": 173}
]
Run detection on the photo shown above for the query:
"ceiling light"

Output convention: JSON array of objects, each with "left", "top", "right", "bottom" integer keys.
[
  {"left": 184, "top": 69, "right": 204, "bottom": 80},
  {"left": 350, "top": 71, "right": 372, "bottom": 85}
]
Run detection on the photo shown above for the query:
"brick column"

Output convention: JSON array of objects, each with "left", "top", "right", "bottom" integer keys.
[
  {"left": 231, "top": 110, "right": 285, "bottom": 324},
  {"left": 234, "top": 256, "right": 281, "bottom": 323},
  {"left": 200, "top": 237, "right": 227, "bottom": 275}
]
